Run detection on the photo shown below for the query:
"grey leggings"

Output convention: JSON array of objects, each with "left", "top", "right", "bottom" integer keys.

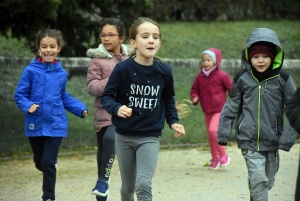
[
  {"left": 242, "top": 149, "right": 279, "bottom": 201},
  {"left": 116, "top": 133, "right": 160, "bottom": 201}
]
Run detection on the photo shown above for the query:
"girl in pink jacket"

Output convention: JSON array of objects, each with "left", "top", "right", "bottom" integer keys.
[
  {"left": 190, "top": 48, "right": 232, "bottom": 170},
  {"left": 86, "top": 18, "right": 132, "bottom": 201}
]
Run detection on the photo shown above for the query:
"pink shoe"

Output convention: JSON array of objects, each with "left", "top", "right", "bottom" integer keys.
[
  {"left": 209, "top": 158, "right": 220, "bottom": 170},
  {"left": 220, "top": 155, "right": 230, "bottom": 167}
]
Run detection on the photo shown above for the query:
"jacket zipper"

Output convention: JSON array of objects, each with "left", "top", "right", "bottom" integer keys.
[
  {"left": 257, "top": 85, "right": 261, "bottom": 151},
  {"left": 252, "top": 73, "right": 279, "bottom": 151}
]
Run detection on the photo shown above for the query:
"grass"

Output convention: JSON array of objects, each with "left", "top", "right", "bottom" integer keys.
[
  {"left": 0, "top": 35, "right": 33, "bottom": 57},
  {"left": 158, "top": 20, "right": 300, "bottom": 59},
  {"left": 1, "top": 20, "right": 300, "bottom": 59}
]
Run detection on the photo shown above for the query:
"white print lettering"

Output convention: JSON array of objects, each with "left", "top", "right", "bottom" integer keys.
[
  {"left": 130, "top": 84, "right": 160, "bottom": 96},
  {"left": 128, "top": 83, "right": 160, "bottom": 109},
  {"left": 128, "top": 97, "right": 158, "bottom": 109}
]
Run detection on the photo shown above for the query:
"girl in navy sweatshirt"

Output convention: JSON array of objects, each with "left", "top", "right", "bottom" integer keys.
[{"left": 100, "top": 17, "right": 186, "bottom": 201}]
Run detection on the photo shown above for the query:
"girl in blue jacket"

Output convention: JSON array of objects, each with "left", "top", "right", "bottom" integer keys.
[{"left": 14, "top": 29, "right": 88, "bottom": 201}]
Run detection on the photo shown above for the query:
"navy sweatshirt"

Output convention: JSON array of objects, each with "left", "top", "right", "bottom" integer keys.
[{"left": 100, "top": 57, "right": 179, "bottom": 137}]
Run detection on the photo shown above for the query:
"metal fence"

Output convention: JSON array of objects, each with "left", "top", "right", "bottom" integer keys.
[{"left": 1, "top": 57, "right": 299, "bottom": 156}]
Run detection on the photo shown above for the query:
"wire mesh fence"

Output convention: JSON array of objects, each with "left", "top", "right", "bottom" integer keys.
[{"left": 0, "top": 57, "right": 299, "bottom": 157}]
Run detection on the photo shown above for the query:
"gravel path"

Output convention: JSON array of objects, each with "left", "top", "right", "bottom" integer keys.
[{"left": 0, "top": 143, "right": 298, "bottom": 201}]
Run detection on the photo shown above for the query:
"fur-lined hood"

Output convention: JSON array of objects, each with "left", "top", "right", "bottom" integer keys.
[{"left": 86, "top": 44, "right": 134, "bottom": 59}]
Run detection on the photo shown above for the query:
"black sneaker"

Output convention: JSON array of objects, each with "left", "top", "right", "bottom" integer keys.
[{"left": 96, "top": 195, "right": 109, "bottom": 201}]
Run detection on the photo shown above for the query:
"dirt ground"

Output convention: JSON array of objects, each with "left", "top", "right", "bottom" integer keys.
[{"left": 0, "top": 143, "right": 298, "bottom": 201}]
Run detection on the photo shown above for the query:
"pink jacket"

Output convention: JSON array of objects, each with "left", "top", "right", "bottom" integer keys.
[
  {"left": 86, "top": 44, "right": 132, "bottom": 131},
  {"left": 190, "top": 48, "right": 232, "bottom": 114}
]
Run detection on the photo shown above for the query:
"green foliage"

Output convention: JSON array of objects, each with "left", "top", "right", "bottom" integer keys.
[
  {"left": 151, "top": 0, "right": 300, "bottom": 21},
  {"left": 1, "top": 0, "right": 299, "bottom": 57},
  {"left": 1, "top": 20, "right": 299, "bottom": 59},
  {"left": 0, "top": 0, "right": 155, "bottom": 57}
]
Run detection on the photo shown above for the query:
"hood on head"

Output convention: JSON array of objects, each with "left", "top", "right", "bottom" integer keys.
[
  {"left": 242, "top": 28, "right": 284, "bottom": 71},
  {"left": 204, "top": 48, "right": 223, "bottom": 70}
]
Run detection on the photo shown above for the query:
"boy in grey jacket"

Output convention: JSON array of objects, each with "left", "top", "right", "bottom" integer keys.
[{"left": 217, "top": 28, "right": 297, "bottom": 201}]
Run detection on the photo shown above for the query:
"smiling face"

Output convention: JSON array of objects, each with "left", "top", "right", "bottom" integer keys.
[
  {"left": 201, "top": 53, "right": 215, "bottom": 71},
  {"left": 100, "top": 24, "right": 124, "bottom": 54},
  {"left": 250, "top": 53, "right": 272, "bottom": 72},
  {"left": 130, "top": 22, "right": 161, "bottom": 65},
  {"left": 38, "top": 36, "right": 61, "bottom": 63}
]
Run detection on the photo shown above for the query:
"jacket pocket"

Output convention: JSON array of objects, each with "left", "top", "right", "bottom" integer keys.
[
  {"left": 52, "top": 108, "right": 67, "bottom": 129},
  {"left": 26, "top": 109, "right": 42, "bottom": 131}
]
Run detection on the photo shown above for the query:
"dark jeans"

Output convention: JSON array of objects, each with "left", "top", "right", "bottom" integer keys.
[
  {"left": 29, "top": 136, "right": 62, "bottom": 200},
  {"left": 96, "top": 125, "right": 116, "bottom": 180}
]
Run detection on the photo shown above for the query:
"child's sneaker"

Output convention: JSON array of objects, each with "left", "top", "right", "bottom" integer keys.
[
  {"left": 92, "top": 178, "right": 109, "bottom": 197},
  {"left": 220, "top": 154, "right": 230, "bottom": 167},
  {"left": 96, "top": 194, "right": 109, "bottom": 201},
  {"left": 209, "top": 158, "right": 220, "bottom": 170}
]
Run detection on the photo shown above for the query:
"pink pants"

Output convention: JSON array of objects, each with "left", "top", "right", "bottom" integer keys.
[{"left": 204, "top": 112, "right": 227, "bottom": 159}]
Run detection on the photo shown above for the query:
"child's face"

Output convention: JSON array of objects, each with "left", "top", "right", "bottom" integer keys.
[
  {"left": 38, "top": 36, "right": 61, "bottom": 63},
  {"left": 201, "top": 54, "right": 215, "bottom": 71},
  {"left": 130, "top": 22, "right": 161, "bottom": 62},
  {"left": 250, "top": 53, "right": 272, "bottom": 73},
  {"left": 100, "top": 25, "right": 124, "bottom": 54}
]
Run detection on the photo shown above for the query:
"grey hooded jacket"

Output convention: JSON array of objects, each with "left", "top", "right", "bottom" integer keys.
[{"left": 217, "top": 28, "right": 297, "bottom": 152}]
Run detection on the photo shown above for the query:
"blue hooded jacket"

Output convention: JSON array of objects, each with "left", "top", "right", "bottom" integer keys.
[{"left": 14, "top": 58, "right": 88, "bottom": 137}]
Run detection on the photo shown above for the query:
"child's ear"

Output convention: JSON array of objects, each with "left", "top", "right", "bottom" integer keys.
[
  {"left": 130, "top": 39, "right": 137, "bottom": 49},
  {"left": 119, "top": 36, "right": 125, "bottom": 44},
  {"left": 57, "top": 46, "right": 62, "bottom": 53}
]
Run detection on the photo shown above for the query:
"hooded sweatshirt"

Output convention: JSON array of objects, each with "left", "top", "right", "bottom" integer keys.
[
  {"left": 86, "top": 44, "right": 132, "bottom": 131},
  {"left": 190, "top": 48, "right": 232, "bottom": 114},
  {"left": 218, "top": 28, "right": 297, "bottom": 152}
]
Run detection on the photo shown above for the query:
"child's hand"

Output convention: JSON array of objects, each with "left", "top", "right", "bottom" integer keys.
[
  {"left": 28, "top": 104, "right": 39, "bottom": 114},
  {"left": 171, "top": 123, "right": 185, "bottom": 138},
  {"left": 192, "top": 97, "right": 198, "bottom": 104},
  {"left": 117, "top": 105, "right": 132, "bottom": 118},
  {"left": 82, "top": 111, "right": 88, "bottom": 118}
]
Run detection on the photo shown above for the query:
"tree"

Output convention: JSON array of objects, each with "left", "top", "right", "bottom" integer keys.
[{"left": 0, "top": 0, "right": 154, "bottom": 57}]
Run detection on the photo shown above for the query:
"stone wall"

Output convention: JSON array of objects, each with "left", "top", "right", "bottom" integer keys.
[
  {"left": 1, "top": 56, "right": 299, "bottom": 78},
  {"left": 2, "top": 56, "right": 299, "bottom": 68}
]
